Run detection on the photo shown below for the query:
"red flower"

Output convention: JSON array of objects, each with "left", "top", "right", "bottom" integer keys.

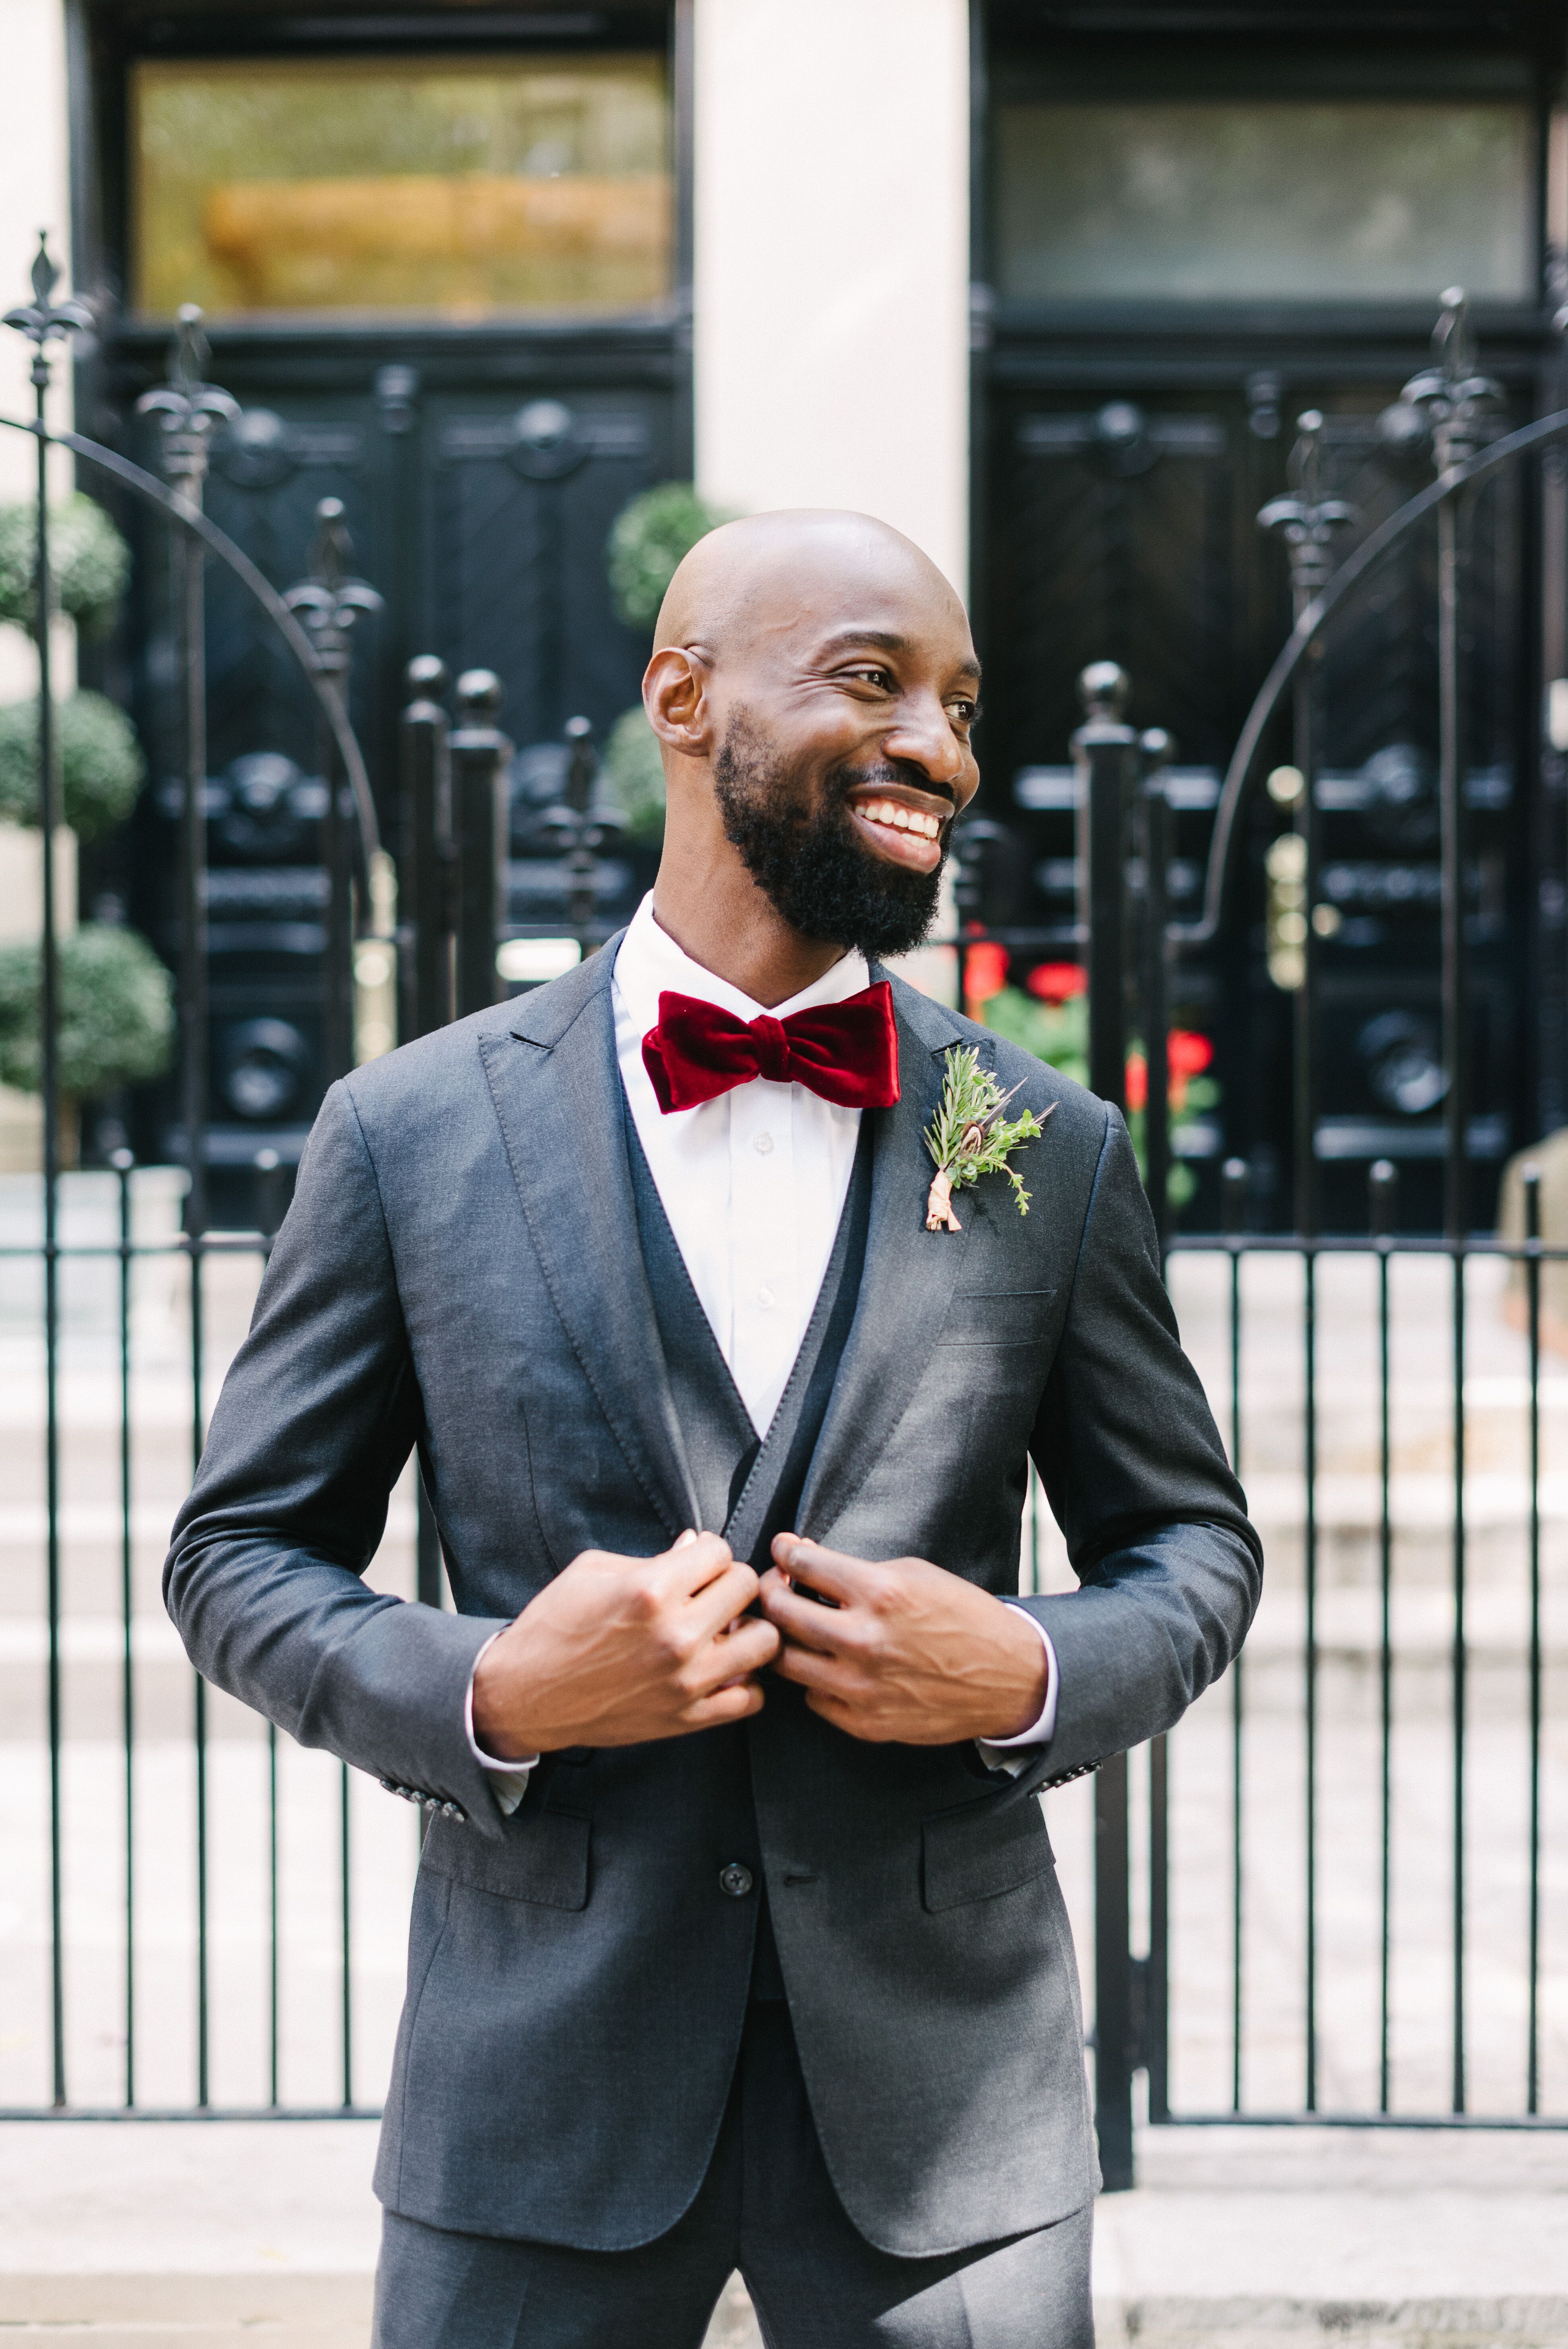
[
  {"left": 964, "top": 942, "right": 1009, "bottom": 1007},
  {"left": 1025, "top": 962, "right": 1087, "bottom": 1004},
  {"left": 1168, "top": 1029, "right": 1213, "bottom": 1077}
]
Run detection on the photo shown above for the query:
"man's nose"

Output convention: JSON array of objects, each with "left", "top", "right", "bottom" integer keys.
[{"left": 884, "top": 693, "right": 969, "bottom": 790}]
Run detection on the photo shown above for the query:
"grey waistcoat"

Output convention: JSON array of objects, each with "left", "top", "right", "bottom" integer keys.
[{"left": 626, "top": 1099, "right": 873, "bottom": 2001}]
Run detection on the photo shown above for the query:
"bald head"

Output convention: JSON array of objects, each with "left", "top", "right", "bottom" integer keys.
[
  {"left": 641, "top": 505, "right": 982, "bottom": 1000},
  {"left": 653, "top": 508, "right": 968, "bottom": 662}
]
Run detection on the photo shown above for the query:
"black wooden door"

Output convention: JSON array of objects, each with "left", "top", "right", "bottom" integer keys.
[
  {"left": 117, "top": 343, "right": 680, "bottom": 1219},
  {"left": 981, "top": 373, "right": 1531, "bottom": 1232}
]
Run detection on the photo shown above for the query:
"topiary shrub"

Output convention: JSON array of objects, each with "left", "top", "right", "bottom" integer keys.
[
  {"left": 602, "top": 704, "right": 666, "bottom": 841},
  {"left": 606, "top": 482, "right": 734, "bottom": 632},
  {"left": 0, "top": 690, "right": 146, "bottom": 840},
  {"left": 0, "top": 494, "right": 132, "bottom": 636},
  {"left": 0, "top": 923, "right": 174, "bottom": 1099}
]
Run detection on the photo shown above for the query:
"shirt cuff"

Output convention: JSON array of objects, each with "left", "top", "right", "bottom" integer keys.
[
  {"left": 973, "top": 1608, "right": 1059, "bottom": 1773},
  {"left": 465, "top": 1632, "right": 538, "bottom": 1818}
]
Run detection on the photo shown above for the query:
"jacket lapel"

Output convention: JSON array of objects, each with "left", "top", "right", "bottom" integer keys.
[
  {"left": 795, "top": 974, "right": 978, "bottom": 1541},
  {"left": 478, "top": 939, "right": 700, "bottom": 1541}
]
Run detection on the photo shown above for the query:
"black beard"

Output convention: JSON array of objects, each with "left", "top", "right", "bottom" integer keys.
[{"left": 711, "top": 715, "right": 948, "bottom": 960}]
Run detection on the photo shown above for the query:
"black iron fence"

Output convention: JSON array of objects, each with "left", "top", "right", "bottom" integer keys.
[{"left": 0, "top": 251, "right": 1563, "bottom": 2183}]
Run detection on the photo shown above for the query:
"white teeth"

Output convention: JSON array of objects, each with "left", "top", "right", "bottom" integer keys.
[
  {"left": 892, "top": 807, "right": 910, "bottom": 829},
  {"left": 860, "top": 800, "right": 940, "bottom": 839}
]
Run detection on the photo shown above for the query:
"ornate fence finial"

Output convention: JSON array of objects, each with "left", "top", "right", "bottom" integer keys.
[
  {"left": 1257, "top": 409, "right": 1355, "bottom": 609},
  {"left": 283, "top": 497, "right": 383, "bottom": 682},
  {"left": 136, "top": 303, "right": 239, "bottom": 502},
  {"left": 3, "top": 230, "right": 91, "bottom": 382},
  {"left": 1393, "top": 287, "right": 1504, "bottom": 478},
  {"left": 1077, "top": 660, "right": 1131, "bottom": 724}
]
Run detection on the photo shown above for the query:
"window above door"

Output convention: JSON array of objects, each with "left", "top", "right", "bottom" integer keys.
[
  {"left": 993, "top": 95, "right": 1537, "bottom": 306},
  {"left": 130, "top": 48, "right": 674, "bottom": 321}
]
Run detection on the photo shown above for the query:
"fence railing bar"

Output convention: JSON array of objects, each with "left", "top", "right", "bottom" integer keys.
[
  {"left": 1525, "top": 1165, "right": 1543, "bottom": 2114},
  {"left": 340, "top": 1764, "right": 354, "bottom": 2110},
  {"left": 268, "top": 1721, "right": 280, "bottom": 2111},
  {"left": 1304, "top": 1248, "right": 1319, "bottom": 2113},
  {"left": 1147, "top": 1731, "right": 1170, "bottom": 2123},
  {"left": 190, "top": 1236, "right": 210, "bottom": 2108},
  {"left": 1371, "top": 1160, "right": 1398, "bottom": 2114},
  {"left": 1223, "top": 1160, "right": 1247, "bottom": 2116},
  {"left": 1450, "top": 1244, "right": 1467, "bottom": 2114},
  {"left": 114, "top": 1151, "right": 137, "bottom": 2110}
]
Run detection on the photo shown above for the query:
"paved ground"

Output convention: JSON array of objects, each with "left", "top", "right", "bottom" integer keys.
[{"left": 1, "top": 2118, "right": 1564, "bottom": 2346}]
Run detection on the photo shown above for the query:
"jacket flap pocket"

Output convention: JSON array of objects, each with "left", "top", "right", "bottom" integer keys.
[
  {"left": 936, "top": 1288, "right": 1055, "bottom": 1347},
  {"left": 921, "top": 1792, "right": 1054, "bottom": 1913},
  {"left": 421, "top": 1803, "right": 590, "bottom": 1911}
]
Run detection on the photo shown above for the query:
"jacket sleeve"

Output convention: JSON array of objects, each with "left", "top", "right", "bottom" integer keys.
[
  {"left": 163, "top": 1079, "right": 513, "bottom": 1840},
  {"left": 1011, "top": 1104, "right": 1263, "bottom": 1788}
]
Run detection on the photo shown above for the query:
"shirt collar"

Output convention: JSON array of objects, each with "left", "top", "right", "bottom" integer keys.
[{"left": 612, "top": 892, "right": 871, "bottom": 1038}]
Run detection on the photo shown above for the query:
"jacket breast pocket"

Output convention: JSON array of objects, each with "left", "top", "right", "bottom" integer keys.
[
  {"left": 420, "top": 1798, "right": 590, "bottom": 1912},
  {"left": 935, "top": 1287, "right": 1055, "bottom": 1348},
  {"left": 921, "top": 1790, "right": 1055, "bottom": 1913}
]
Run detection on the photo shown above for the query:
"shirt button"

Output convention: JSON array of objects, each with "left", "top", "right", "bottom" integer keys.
[
  {"left": 753, "top": 1132, "right": 774, "bottom": 1155},
  {"left": 756, "top": 1285, "right": 775, "bottom": 1310},
  {"left": 719, "top": 1863, "right": 754, "bottom": 1899}
]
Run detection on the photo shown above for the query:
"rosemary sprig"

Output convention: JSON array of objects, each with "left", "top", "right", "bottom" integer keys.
[{"left": 923, "top": 1046, "right": 1050, "bottom": 1231}]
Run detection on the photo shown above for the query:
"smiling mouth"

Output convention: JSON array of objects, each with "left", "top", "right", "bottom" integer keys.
[{"left": 848, "top": 795, "right": 949, "bottom": 872}]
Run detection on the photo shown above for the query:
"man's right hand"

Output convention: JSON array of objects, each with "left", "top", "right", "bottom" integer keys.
[{"left": 470, "top": 1531, "right": 778, "bottom": 1758}]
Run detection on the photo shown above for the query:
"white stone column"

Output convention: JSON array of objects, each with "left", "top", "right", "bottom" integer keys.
[{"left": 692, "top": 0, "right": 971, "bottom": 596}]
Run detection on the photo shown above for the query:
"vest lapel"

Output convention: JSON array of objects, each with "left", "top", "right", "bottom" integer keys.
[
  {"left": 478, "top": 941, "right": 701, "bottom": 1542},
  {"left": 795, "top": 976, "right": 978, "bottom": 1544}
]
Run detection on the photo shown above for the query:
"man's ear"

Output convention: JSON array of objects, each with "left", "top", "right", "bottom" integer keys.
[{"left": 643, "top": 646, "right": 713, "bottom": 758}]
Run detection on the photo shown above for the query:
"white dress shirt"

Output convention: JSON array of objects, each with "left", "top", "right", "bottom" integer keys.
[{"left": 466, "top": 895, "right": 1056, "bottom": 1808}]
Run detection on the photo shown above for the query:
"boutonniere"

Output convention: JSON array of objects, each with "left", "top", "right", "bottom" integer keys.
[{"left": 923, "top": 1046, "right": 1052, "bottom": 1232}]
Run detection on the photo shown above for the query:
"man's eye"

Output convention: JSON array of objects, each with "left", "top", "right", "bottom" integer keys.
[
  {"left": 947, "top": 699, "right": 979, "bottom": 725},
  {"left": 843, "top": 666, "right": 895, "bottom": 691}
]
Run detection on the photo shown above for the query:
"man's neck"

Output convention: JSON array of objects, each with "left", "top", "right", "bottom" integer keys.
[{"left": 650, "top": 855, "right": 848, "bottom": 1011}]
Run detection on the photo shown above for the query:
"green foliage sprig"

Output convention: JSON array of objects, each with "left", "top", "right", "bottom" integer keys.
[
  {"left": 0, "top": 690, "right": 146, "bottom": 840},
  {"left": 0, "top": 495, "right": 132, "bottom": 636},
  {"left": 606, "top": 482, "right": 734, "bottom": 632},
  {"left": 602, "top": 704, "right": 666, "bottom": 840},
  {"left": 923, "top": 1046, "right": 1048, "bottom": 1231},
  {"left": 0, "top": 923, "right": 174, "bottom": 1099}
]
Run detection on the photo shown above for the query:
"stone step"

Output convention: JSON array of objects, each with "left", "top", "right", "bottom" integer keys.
[{"left": 3, "top": 2121, "right": 1563, "bottom": 2349}]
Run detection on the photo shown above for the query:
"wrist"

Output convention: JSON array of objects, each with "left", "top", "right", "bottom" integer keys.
[
  {"left": 976, "top": 1600, "right": 1051, "bottom": 1741},
  {"left": 472, "top": 1625, "right": 545, "bottom": 1761}
]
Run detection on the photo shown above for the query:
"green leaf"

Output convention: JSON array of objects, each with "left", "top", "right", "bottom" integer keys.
[
  {"left": 923, "top": 1045, "right": 1046, "bottom": 1217},
  {"left": 0, "top": 690, "right": 146, "bottom": 841},
  {"left": 605, "top": 482, "right": 736, "bottom": 632},
  {"left": 0, "top": 923, "right": 173, "bottom": 1098},
  {"left": 0, "top": 495, "right": 132, "bottom": 636},
  {"left": 601, "top": 704, "right": 666, "bottom": 841}
]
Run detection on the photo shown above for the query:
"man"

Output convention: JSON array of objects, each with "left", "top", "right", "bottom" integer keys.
[{"left": 166, "top": 510, "right": 1259, "bottom": 2347}]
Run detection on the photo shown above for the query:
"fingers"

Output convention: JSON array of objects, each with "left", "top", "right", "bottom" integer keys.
[
  {"left": 684, "top": 1615, "right": 779, "bottom": 1696},
  {"left": 687, "top": 1558, "right": 764, "bottom": 1646},
  {"left": 661, "top": 1530, "right": 734, "bottom": 1598},
  {"left": 680, "top": 1679, "right": 766, "bottom": 1731},
  {"left": 768, "top": 1534, "right": 868, "bottom": 1604},
  {"left": 756, "top": 1565, "right": 854, "bottom": 1654},
  {"left": 769, "top": 1637, "right": 865, "bottom": 1701}
]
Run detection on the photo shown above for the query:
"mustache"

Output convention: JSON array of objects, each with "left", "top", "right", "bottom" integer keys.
[{"left": 827, "top": 758, "right": 958, "bottom": 815}]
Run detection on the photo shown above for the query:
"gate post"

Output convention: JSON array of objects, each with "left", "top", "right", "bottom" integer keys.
[
  {"left": 449, "top": 670, "right": 513, "bottom": 1020},
  {"left": 1071, "top": 659, "right": 1141, "bottom": 2191}
]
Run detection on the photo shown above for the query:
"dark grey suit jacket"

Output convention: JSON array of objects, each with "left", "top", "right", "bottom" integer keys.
[{"left": 164, "top": 944, "right": 1260, "bottom": 2258}]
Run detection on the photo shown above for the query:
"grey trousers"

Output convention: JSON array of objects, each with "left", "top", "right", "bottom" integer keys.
[{"left": 372, "top": 2002, "right": 1094, "bottom": 2349}]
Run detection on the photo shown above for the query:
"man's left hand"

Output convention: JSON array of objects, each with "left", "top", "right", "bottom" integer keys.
[{"left": 758, "top": 1536, "right": 1049, "bottom": 1746}]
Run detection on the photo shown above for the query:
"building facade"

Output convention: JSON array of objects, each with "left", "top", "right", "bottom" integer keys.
[{"left": 2, "top": 0, "right": 1565, "bottom": 1227}]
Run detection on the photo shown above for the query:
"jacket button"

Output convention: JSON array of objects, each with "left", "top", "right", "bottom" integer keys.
[{"left": 719, "top": 1862, "right": 754, "bottom": 1899}]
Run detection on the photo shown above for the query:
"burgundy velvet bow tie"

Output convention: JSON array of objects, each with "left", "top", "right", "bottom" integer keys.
[{"left": 642, "top": 982, "right": 901, "bottom": 1115}]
